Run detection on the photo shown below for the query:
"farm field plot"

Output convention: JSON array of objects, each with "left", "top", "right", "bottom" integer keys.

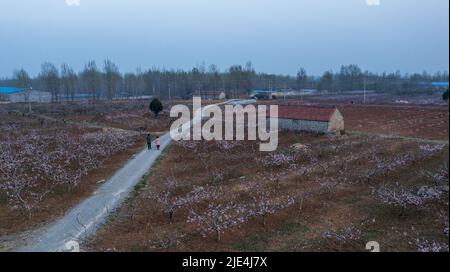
[
  {"left": 0, "top": 115, "right": 141, "bottom": 243},
  {"left": 87, "top": 132, "right": 449, "bottom": 252},
  {"left": 303, "top": 93, "right": 447, "bottom": 106},
  {"left": 1, "top": 100, "right": 175, "bottom": 133},
  {"left": 0, "top": 100, "right": 175, "bottom": 246},
  {"left": 340, "top": 105, "right": 449, "bottom": 141},
  {"left": 260, "top": 100, "right": 449, "bottom": 141}
]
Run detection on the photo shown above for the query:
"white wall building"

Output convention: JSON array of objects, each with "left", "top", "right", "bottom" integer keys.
[
  {"left": 272, "top": 105, "right": 345, "bottom": 134},
  {"left": 7, "top": 90, "right": 52, "bottom": 103}
]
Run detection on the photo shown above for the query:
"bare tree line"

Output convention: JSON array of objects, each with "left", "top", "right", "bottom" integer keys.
[{"left": 2, "top": 61, "right": 449, "bottom": 102}]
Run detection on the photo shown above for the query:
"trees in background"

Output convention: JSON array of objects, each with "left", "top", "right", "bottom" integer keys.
[
  {"left": 81, "top": 61, "right": 101, "bottom": 100},
  {"left": 191, "top": 67, "right": 204, "bottom": 95},
  {"left": 123, "top": 73, "right": 138, "bottom": 98},
  {"left": 61, "top": 64, "right": 77, "bottom": 101},
  {"left": 208, "top": 64, "right": 222, "bottom": 93},
  {"left": 318, "top": 71, "right": 334, "bottom": 91},
  {"left": 39, "top": 62, "right": 60, "bottom": 102},
  {"left": 338, "top": 64, "right": 363, "bottom": 91},
  {"left": 227, "top": 62, "right": 255, "bottom": 98},
  {"left": 296, "top": 68, "right": 308, "bottom": 90},
  {"left": 13, "top": 69, "right": 31, "bottom": 89},
  {"left": 1, "top": 62, "right": 448, "bottom": 101},
  {"left": 13, "top": 69, "right": 33, "bottom": 111},
  {"left": 103, "top": 59, "right": 121, "bottom": 100}
]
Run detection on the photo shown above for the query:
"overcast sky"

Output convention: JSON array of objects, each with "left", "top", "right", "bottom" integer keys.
[{"left": 0, "top": 0, "right": 448, "bottom": 77}]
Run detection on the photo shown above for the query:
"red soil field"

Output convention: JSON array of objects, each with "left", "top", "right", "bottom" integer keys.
[
  {"left": 261, "top": 100, "right": 449, "bottom": 141},
  {"left": 339, "top": 105, "right": 449, "bottom": 141}
]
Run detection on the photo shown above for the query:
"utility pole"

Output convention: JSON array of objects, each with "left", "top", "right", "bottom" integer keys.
[
  {"left": 28, "top": 86, "right": 32, "bottom": 113},
  {"left": 168, "top": 84, "right": 171, "bottom": 101},
  {"left": 28, "top": 93, "right": 32, "bottom": 113},
  {"left": 269, "top": 81, "right": 272, "bottom": 97},
  {"left": 363, "top": 78, "right": 367, "bottom": 104}
]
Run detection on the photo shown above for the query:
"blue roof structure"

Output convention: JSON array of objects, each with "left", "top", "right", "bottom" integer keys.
[
  {"left": 0, "top": 87, "right": 26, "bottom": 94},
  {"left": 431, "top": 82, "right": 449, "bottom": 87}
]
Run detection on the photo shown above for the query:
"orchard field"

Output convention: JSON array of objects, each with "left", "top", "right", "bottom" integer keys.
[
  {"left": 87, "top": 131, "right": 449, "bottom": 252},
  {"left": 1, "top": 100, "right": 175, "bottom": 132},
  {"left": 0, "top": 99, "right": 448, "bottom": 252},
  {"left": 0, "top": 100, "right": 173, "bottom": 245}
]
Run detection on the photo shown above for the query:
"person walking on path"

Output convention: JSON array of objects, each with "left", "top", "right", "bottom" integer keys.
[
  {"left": 155, "top": 136, "right": 161, "bottom": 150},
  {"left": 146, "top": 134, "right": 152, "bottom": 150}
]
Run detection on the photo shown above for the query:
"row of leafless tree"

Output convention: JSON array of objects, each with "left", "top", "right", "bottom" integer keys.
[{"left": 4, "top": 61, "right": 449, "bottom": 101}]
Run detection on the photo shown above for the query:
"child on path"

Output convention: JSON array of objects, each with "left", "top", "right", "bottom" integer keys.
[{"left": 155, "top": 136, "right": 161, "bottom": 150}]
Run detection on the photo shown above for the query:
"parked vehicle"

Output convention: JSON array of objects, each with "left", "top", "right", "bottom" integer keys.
[{"left": 249, "top": 90, "right": 273, "bottom": 100}]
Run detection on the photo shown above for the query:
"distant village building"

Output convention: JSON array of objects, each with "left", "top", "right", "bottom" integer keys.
[
  {"left": 0, "top": 87, "right": 51, "bottom": 103},
  {"left": 272, "top": 105, "right": 344, "bottom": 134},
  {"left": 431, "top": 82, "right": 449, "bottom": 88}
]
